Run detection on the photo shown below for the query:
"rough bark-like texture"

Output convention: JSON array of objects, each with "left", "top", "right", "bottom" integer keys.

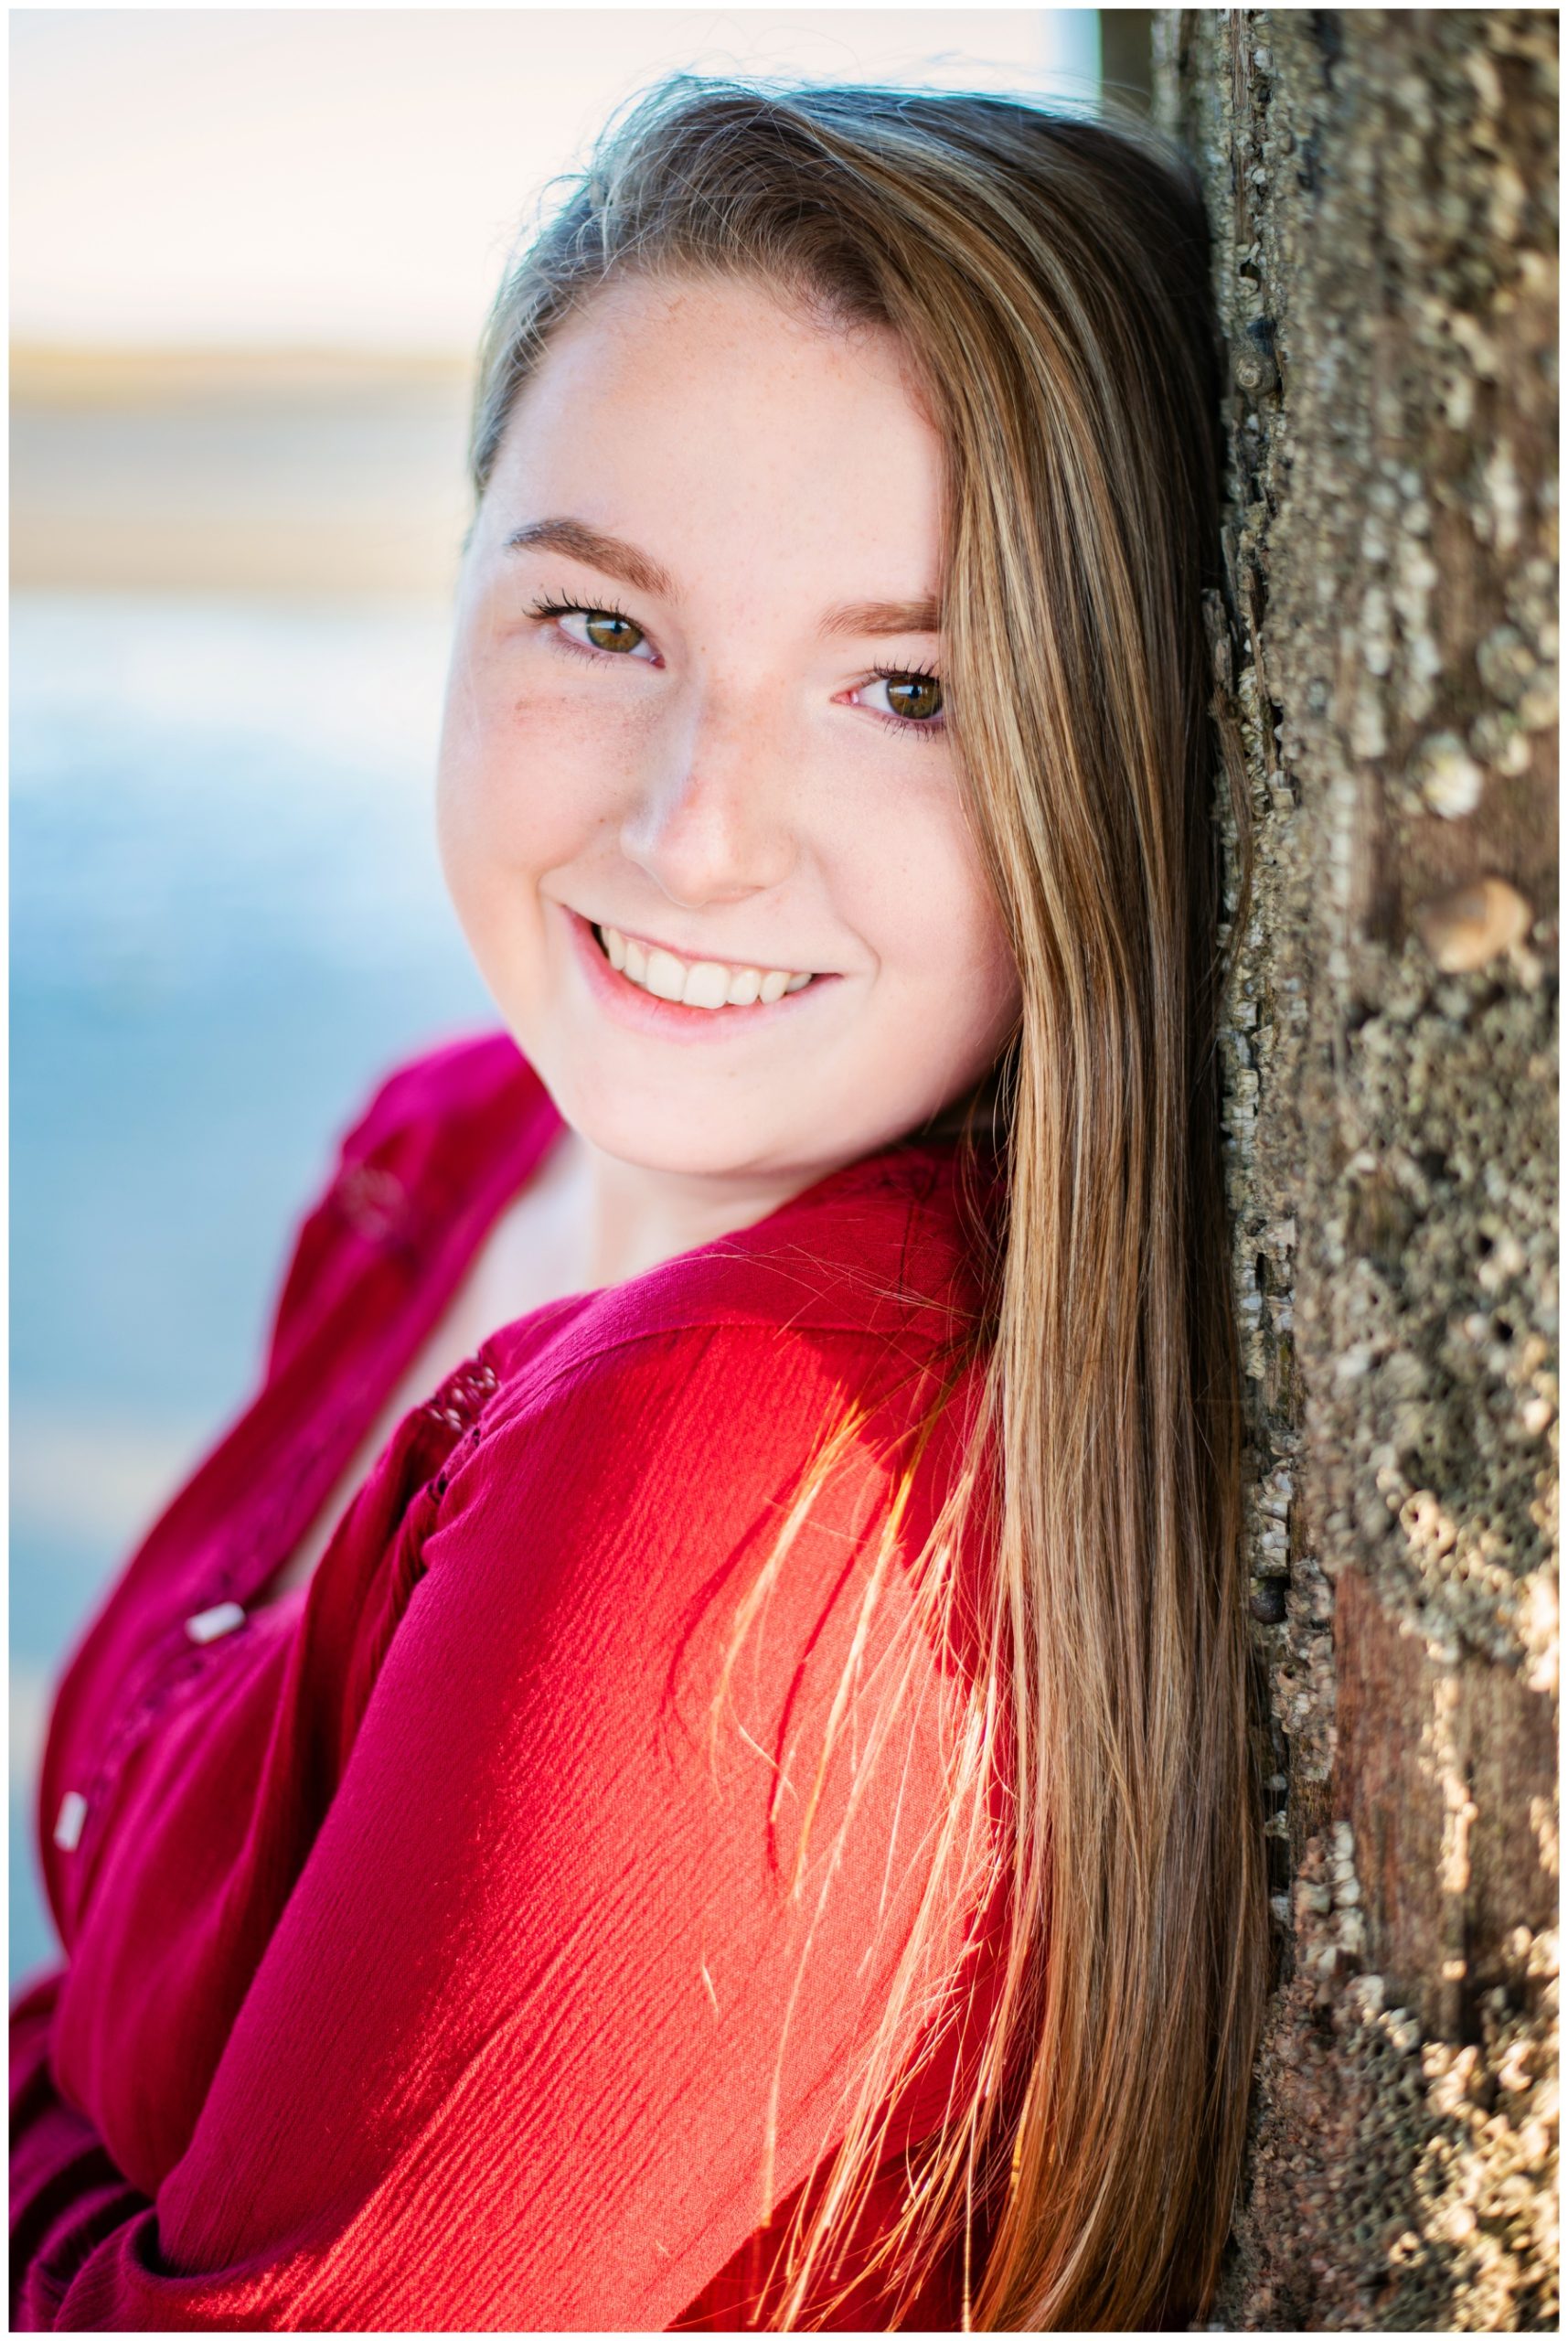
[{"left": 1155, "top": 11, "right": 1558, "bottom": 2329}]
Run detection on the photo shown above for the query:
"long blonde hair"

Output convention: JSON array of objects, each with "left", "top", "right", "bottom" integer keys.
[{"left": 468, "top": 77, "right": 1267, "bottom": 2331}]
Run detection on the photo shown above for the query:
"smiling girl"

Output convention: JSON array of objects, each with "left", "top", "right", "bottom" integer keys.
[{"left": 13, "top": 78, "right": 1266, "bottom": 2332}]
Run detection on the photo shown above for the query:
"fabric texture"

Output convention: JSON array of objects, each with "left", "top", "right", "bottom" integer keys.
[{"left": 9, "top": 1029, "right": 1003, "bottom": 2330}]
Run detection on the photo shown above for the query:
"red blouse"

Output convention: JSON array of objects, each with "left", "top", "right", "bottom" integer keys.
[{"left": 10, "top": 1030, "right": 1003, "bottom": 2331}]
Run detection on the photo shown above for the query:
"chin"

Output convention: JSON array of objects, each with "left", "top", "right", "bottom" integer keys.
[{"left": 553, "top": 1085, "right": 784, "bottom": 1181}]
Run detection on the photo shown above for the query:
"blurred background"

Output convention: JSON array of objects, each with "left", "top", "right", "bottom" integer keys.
[{"left": 10, "top": 7, "right": 1147, "bottom": 1987}]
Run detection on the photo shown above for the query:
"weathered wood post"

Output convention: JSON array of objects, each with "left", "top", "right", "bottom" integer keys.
[{"left": 1153, "top": 10, "right": 1558, "bottom": 2326}]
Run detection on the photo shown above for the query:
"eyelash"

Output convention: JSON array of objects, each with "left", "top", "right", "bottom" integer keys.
[
  {"left": 527, "top": 592, "right": 644, "bottom": 647},
  {"left": 526, "top": 594, "right": 947, "bottom": 743}
]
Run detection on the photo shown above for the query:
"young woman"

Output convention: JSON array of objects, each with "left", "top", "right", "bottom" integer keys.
[{"left": 11, "top": 78, "right": 1267, "bottom": 2331}]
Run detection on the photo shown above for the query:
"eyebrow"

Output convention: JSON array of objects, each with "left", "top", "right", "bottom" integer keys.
[
  {"left": 505, "top": 518, "right": 674, "bottom": 600},
  {"left": 504, "top": 516, "right": 942, "bottom": 640},
  {"left": 818, "top": 594, "right": 942, "bottom": 639}
]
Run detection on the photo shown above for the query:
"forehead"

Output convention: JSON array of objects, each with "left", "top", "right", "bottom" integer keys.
[{"left": 485, "top": 273, "right": 946, "bottom": 599}]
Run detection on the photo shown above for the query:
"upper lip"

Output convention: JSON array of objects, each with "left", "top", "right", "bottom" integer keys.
[{"left": 582, "top": 911, "right": 825, "bottom": 979}]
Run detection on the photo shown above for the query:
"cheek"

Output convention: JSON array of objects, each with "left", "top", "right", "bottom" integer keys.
[
  {"left": 912, "top": 903, "right": 1020, "bottom": 1074},
  {"left": 860, "top": 797, "right": 1019, "bottom": 1023},
  {"left": 435, "top": 653, "right": 622, "bottom": 881}
]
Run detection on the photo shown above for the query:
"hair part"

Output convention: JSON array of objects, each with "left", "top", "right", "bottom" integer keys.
[{"left": 469, "top": 73, "right": 1267, "bottom": 2331}]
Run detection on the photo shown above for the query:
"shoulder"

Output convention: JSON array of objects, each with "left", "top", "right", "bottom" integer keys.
[
  {"left": 407, "top": 1145, "right": 1000, "bottom": 1818},
  {"left": 423, "top": 1299, "right": 985, "bottom": 1755},
  {"left": 410, "top": 1218, "right": 996, "bottom": 1999}
]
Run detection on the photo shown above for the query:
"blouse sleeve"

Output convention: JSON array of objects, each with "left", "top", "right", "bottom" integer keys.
[{"left": 30, "top": 1320, "right": 982, "bottom": 2332}]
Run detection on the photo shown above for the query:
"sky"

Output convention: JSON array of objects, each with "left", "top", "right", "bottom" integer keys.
[{"left": 11, "top": 7, "right": 1103, "bottom": 353}]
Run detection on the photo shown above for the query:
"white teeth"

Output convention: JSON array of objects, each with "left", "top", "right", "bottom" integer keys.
[
  {"left": 644, "top": 946, "right": 688, "bottom": 1002},
  {"left": 595, "top": 924, "right": 815, "bottom": 1011},
  {"left": 681, "top": 961, "right": 731, "bottom": 1010}
]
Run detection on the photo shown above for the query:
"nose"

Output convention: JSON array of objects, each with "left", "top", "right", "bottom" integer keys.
[{"left": 618, "top": 683, "right": 797, "bottom": 908}]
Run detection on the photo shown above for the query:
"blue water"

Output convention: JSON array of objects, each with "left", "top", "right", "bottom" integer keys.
[{"left": 10, "top": 591, "right": 494, "bottom": 1987}]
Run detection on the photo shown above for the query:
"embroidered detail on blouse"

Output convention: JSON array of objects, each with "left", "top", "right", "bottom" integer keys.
[
  {"left": 333, "top": 1162, "right": 413, "bottom": 1245},
  {"left": 421, "top": 1354, "right": 500, "bottom": 1437}
]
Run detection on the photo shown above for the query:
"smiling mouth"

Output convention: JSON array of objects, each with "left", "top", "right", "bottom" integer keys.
[{"left": 591, "top": 920, "right": 819, "bottom": 1012}]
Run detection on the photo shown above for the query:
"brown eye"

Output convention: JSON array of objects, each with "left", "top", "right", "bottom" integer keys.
[
  {"left": 583, "top": 610, "right": 645, "bottom": 653},
  {"left": 884, "top": 673, "right": 943, "bottom": 722}
]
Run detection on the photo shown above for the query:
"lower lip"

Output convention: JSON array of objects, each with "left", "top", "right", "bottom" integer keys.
[{"left": 560, "top": 904, "right": 839, "bottom": 1043}]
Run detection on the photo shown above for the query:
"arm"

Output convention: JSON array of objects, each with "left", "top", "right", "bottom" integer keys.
[
  {"left": 29, "top": 1323, "right": 978, "bottom": 2331},
  {"left": 10, "top": 1972, "right": 152, "bottom": 2329}
]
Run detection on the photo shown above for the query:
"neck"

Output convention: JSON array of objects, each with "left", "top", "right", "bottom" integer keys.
[{"left": 578, "top": 1133, "right": 834, "bottom": 1288}]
